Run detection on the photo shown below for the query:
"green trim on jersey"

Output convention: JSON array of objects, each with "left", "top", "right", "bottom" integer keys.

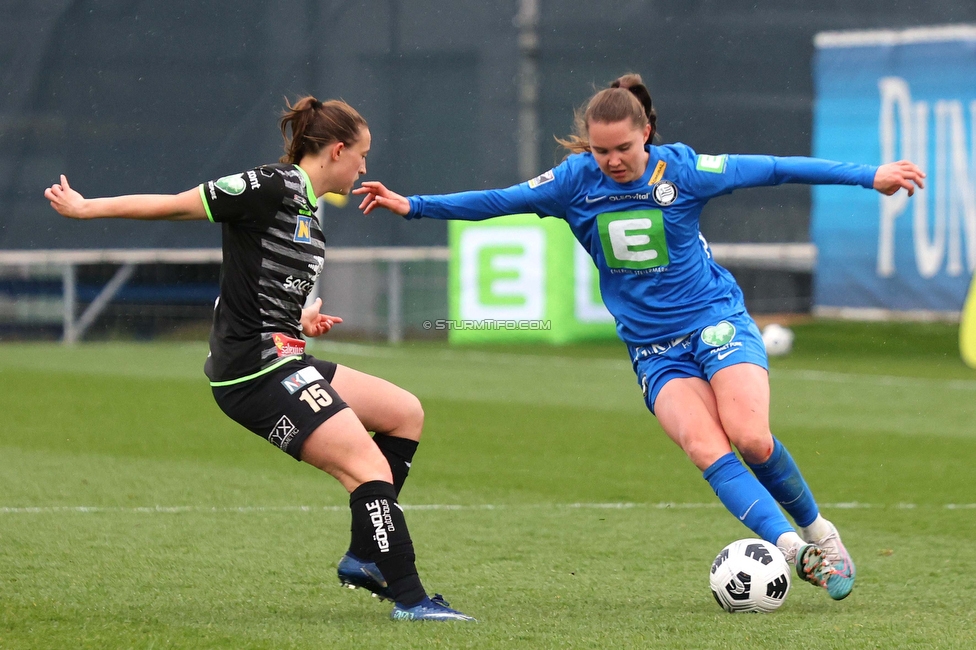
[
  {"left": 199, "top": 184, "right": 215, "bottom": 222},
  {"left": 208, "top": 355, "right": 300, "bottom": 387},
  {"left": 295, "top": 165, "right": 318, "bottom": 205}
]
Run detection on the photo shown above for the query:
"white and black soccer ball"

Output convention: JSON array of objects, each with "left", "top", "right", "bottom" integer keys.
[
  {"left": 709, "top": 539, "right": 791, "bottom": 613},
  {"left": 761, "top": 323, "right": 794, "bottom": 357}
]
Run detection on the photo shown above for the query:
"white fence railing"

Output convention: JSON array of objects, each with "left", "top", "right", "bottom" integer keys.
[{"left": 0, "top": 244, "right": 815, "bottom": 344}]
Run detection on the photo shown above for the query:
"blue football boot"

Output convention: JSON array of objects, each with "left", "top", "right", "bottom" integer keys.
[
  {"left": 337, "top": 553, "right": 394, "bottom": 601},
  {"left": 390, "top": 594, "right": 476, "bottom": 622}
]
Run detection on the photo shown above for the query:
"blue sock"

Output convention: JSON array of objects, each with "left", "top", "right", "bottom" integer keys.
[
  {"left": 703, "top": 452, "right": 794, "bottom": 545},
  {"left": 746, "top": 437, "right": 819, "bottom": 528}
]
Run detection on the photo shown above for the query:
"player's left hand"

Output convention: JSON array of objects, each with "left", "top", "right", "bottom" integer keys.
[
  {"left": 874, "top": 160, "right": 926, "bottom": 197},
  {"left": 301, "top": 298, "right": 343, "bottom": 337}
]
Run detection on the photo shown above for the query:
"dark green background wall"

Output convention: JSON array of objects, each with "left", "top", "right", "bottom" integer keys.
[{"left": 3, "top": 1, "right": 975, "bottom": 250}]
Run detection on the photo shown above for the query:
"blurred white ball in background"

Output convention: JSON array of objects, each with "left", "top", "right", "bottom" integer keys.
[{"left": 761, "top": 323, "right": 794, "bottom": 356}]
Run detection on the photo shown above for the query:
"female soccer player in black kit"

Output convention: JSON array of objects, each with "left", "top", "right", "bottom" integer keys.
[{"left": 44, "top": 97, "right": 473, "bottom": 622}]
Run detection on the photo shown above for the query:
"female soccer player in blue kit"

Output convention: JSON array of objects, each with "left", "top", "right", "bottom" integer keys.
[{"left": 355, "top": 74, "right": 925, "bottom": 600}]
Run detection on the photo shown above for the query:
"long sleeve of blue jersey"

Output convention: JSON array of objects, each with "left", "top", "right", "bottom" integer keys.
[
  {"left": 405, "top": 165, "right": 571, "bottom": 221},
  {"left": 683, "top": 149, "right": 878, "bottom": 200},
  {"left": 404, "top": 146, "right": 879, "bottom": 218}
]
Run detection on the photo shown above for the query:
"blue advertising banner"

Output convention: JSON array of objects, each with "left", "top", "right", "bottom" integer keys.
[{"left": 812, "top": 25, "right": 976, "bottom": 316}]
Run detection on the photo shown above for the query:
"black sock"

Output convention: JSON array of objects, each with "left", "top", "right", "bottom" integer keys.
[
  {"left": 372, "top": 435, "right": 419, "bottom": 495},
  {"left": 348, "top": 480, "right": 426, "bottom": 606}
]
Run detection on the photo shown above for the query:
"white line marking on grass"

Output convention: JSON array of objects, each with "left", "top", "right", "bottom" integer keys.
[
  {"left": 771, "top": 369, "right": 976, "bottom": 391},
  {"left": 1, "top": 502, "right": 973, "bottom": 514}
]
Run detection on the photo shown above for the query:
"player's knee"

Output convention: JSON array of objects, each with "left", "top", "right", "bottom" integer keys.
[
  {"left": 680, "top": 434, "right": 725, "bottom": 471},
  {"left": 733, "top": 431, "right": 774, "bottom": 465},
  {"left": 396, "top": 391, "right": 425, "bottom": 441}
]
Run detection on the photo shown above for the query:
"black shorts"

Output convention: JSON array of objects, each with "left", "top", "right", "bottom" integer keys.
[{"left": 211, "top": 355, "right": 348, "bottom": 460}]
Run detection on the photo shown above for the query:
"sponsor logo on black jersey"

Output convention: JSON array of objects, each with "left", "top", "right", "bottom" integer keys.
[
  {"left": 294, "top": 215, "right": 314, "bottom": 243},
  {"left": 283, "top": 275, "right": 314, "bottom": 294},
  {"left": 272, "top": 333, "right": 306, "bottom": 358},
  {"left": 246, "top": 170, "right": 260, "bottom": 190},
  {"left": 308, "top": 256, "right": 324, "bottom": 283},
  {"left": 214, "top": 174, "right": 246, "bottom": 196},
  {"left": 652, "top": 180, "right": 678, "bottom": 206}
]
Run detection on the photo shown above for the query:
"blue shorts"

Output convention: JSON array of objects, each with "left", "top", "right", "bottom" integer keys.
[{"left": 626, "top": 312, "right": 768, "bottom": 414}]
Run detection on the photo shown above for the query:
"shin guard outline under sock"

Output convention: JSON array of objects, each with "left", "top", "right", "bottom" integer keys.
[
  {"left": 372, "top": 434, "right": 419, "bottom": 495},
  {"left": 703, "top": 452, "right": 794, "bottom": 545},
  {"left": 746, "top": 437, "right": 819, "bottom": 528}
]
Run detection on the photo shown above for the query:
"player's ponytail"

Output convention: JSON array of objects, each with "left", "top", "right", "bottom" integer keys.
[
  {"left": 556, "top": 73, "right": 656, "bottom": 156},
  {"left": 279, "top": 96, "right": 367, "bottom": 164},
  {"left": 611, "top": 74, "right": 656, "bottom": 143}
]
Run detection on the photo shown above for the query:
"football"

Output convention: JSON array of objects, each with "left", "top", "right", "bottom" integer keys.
[
  {"left": 761, "top": 323, "right": 794, "bottom": 356},
  {"left": 709, "top": 539, "right": 791, "bottom": 613}
]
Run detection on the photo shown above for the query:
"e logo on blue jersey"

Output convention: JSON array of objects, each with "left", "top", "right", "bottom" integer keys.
[
  {"left": 597, "top": 210, "right": 670, "bottom": 270},
  {"left": 294, "top": 215, "right": 314, "bottom": 243}
]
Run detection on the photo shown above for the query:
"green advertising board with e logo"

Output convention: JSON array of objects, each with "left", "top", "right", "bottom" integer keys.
[{"left": 448, "top": 214, "right": 618, "bottom": 343}]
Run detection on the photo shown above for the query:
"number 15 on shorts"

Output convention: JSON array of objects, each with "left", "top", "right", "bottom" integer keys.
[
  {"left": 298, "top": 384, "right": 333, "bottom": 412},
  {"left": 280, "top": 366, "right": 334, "bottom": 412}
]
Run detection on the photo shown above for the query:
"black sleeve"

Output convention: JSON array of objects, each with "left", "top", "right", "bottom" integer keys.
[{"left": 199, "top": 166, "right": 285, "bottom": 226}]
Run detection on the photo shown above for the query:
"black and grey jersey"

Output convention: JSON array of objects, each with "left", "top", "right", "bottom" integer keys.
[{"left": 198, "top": 163, "right": 325, "bottom": 384}]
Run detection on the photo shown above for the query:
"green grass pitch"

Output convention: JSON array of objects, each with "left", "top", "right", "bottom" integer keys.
[{"left": 1, "top": 320, "right": 974, "bottom": 648}]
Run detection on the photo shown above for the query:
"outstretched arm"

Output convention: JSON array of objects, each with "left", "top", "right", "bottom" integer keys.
[
  {"left": 44, "top": 175, "right": 208, "bottom": 221},
  {"left": 873, "top": 160, "right": 926, "bottom": 196},
  {"left": 354, "top": 179, "right": 558, "bottom": 221},
  {"left": 695, "top": 153, "right": 926, "bottom": 201}
]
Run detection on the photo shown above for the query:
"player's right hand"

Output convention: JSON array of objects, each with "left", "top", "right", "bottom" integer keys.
[
  {"left": 301, "top": 298, "right": 343, "bottom": 337},
  {"left": 354, "top": 181, "right": 410, "bottom": 216},
  {"left": 44, "top": 175, "right": 89, "bottom": 219}
]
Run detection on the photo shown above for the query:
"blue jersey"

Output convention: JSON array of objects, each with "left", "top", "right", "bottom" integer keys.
[{"left": 406, "top": 143, "right": 876, "bottom": 345}]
